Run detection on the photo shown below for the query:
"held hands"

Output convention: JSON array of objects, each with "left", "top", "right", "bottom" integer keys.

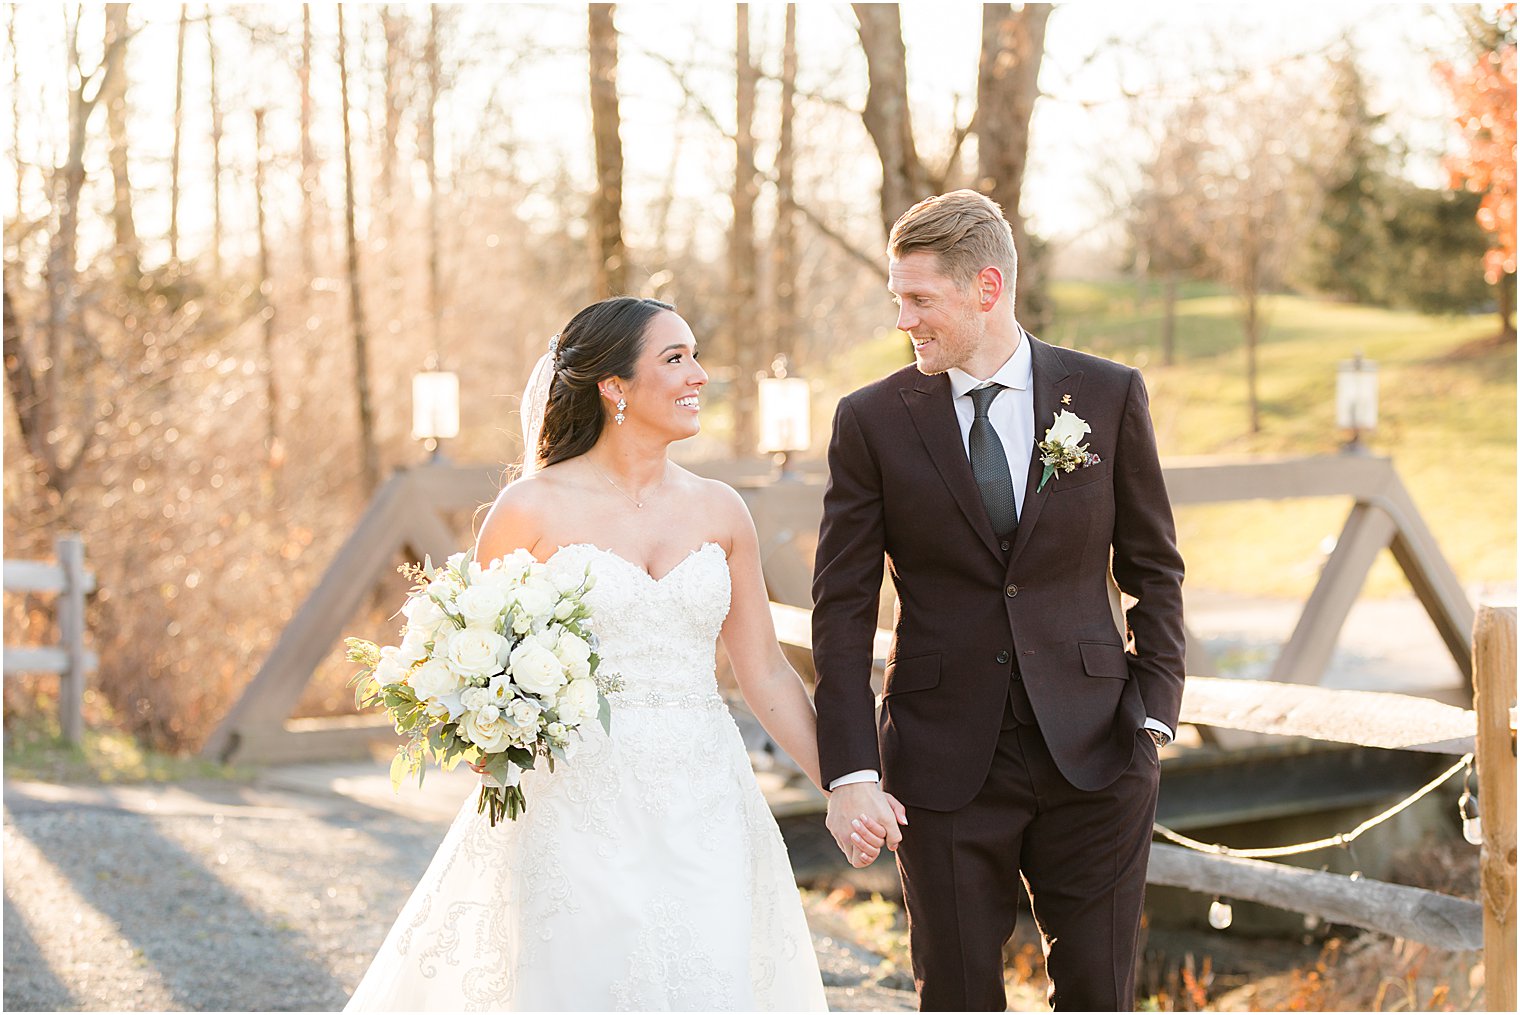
[{"left": 826, "top": 782, "right": 908, "bottom": 868}]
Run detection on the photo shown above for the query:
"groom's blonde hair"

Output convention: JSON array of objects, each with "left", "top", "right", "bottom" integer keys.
[{"left": 887, "top": 190, "right": 1019, "bottom": 295}]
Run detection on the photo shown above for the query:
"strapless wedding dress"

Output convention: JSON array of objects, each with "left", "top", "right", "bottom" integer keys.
[{"left": 344, "top": 541, "right": 828, "bottom": 1012}]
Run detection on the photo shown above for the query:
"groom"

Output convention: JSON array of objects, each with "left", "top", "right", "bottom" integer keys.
[{"left": 812, "top": 190, "right": 1185, "bottom": 1011}]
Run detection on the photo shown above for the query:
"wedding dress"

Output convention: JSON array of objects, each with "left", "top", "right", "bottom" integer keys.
[{"left": 344, "top": 541, "right": 828, "bottom": 1012}]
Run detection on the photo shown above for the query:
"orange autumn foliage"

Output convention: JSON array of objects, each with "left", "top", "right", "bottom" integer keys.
[{"left": 1438, "top": 4, "right": 1518, "bottom": 285}]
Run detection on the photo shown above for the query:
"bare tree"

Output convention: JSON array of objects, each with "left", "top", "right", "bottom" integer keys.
[
  {"left": 730, "top": 4, "right": 760, "bottom": 455},
  {"left": 253, "top": 107, "right": 281, "bottom": 469},
  {"left": 337, "top": 4, "right": 380, "bottom": 493},
  {"left": 854, "top": 4, "right": 929, "bottom": 238},
  {"left": 169, "top": 4, "right": 187, "bottom": 263},
  {"left": 102, "top": 4, "right": 140, "bottom": 280},
  {"left": 9, "top": 7, "right": 23, "bottom": 235},
  {"left": 421, "top": 5, "right": 443, "bottom": 359},
  {"left": 769, "top": 3, "right": 799, "bottom": 365},
  {"left": 976, "top": 3, "right": 1051, "bottom": 321},
  {"left": 379, "top": 6, "right": 408, "bottom": 246},
  {"left": 299, "top": 3, "right": 316, "bottom": 282},
  {"left": 588, "top": 4, "right": 626, "bottom": 298},
  {"left": 206, "top": 9, "right": 223, "bottom": 275}
]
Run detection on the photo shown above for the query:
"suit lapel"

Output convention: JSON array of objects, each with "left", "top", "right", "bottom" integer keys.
[
  {"left": 901, "top": 373, "right": 1003, "bottom": 559},
  {"left": 1008, "top": 337, "right": 1079, "bottom": 567}
]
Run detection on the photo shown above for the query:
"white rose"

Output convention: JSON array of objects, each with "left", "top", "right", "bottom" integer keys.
[
  {"left": 402, "top": 593, "right": 448, "bottom": 632},
  {"left": 545, "top": 720, "right": 568, "bottom": 743},
  {"left": 1044, "top": 410, "right": 1091, "bottom": 449},
  {"left": 455, "top": 585, "right": 508, "bottom": 629},
  {"left": 553, "top": 598, "right": 577, "bottom": 621},
  {"left": 556, "top": 678, "right": 600, "bottom": 725},
  {"left": 410, "top": 659, "right": 464, "bottom": 701},
  {"left": 460, "top": 686, "right": 491, "bottom": 710},
  {"left": 397, "top": 626, "right": 430, "bottom": 666},
  {"left": 554, "top": 632, "right": 591, "bottom": 665},
  {"left": 445, "top": 629, "right": 510, "bottom": 679},
  {"left": 374, "top": 646, "right": 405, "bottom": 685},
  {"left": 508, "top": 697, "right": 542, "bottom": 728},
  {"left": 509, "top": 583, "right": 555, "bottom": 622},
  {"left": 510, "top": 640, "right": 567, "bottom": 697},
  {"left": 478, "top": 703, "right": 501, "bottom": 723},
  {"left": 445, "top": 551, "right": 469, "bottom": 572},
  {"left": 459, "top": 708, "right": 512, "bottom": 752}
]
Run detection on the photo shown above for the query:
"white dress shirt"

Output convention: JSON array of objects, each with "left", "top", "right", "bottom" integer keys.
[{"left": 828, "top": 333, "right": 1168, "bottom": 793}]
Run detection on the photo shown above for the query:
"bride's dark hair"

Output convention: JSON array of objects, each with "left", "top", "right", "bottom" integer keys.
[{"left": 537, "top": 296, "right": 675, "bottom": 469}]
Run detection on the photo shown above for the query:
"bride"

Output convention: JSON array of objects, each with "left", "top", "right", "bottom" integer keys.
[{"left": 345, "top": 297, "right": 896, "bottom": 1011}]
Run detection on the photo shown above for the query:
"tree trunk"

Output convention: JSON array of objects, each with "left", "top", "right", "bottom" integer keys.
[
  {"left": 379, "top": 6, "right": 406, "bottom": 247},
  {"left": 206, "top": 10, "right": 223, "bottom": 276},
  {"left": 9, "top": 8, "right": 22, "bottom": 235},
  {"left": 976, "top": 2, "right": 1051, "bottom": 322},
  {"left": 1499, "top": 273, "right": 1516, "bottom": 337},
  {"left": 253, "top": 107, "right": 280, "bottom": 469},
  {"left": 854, "top": 3, "right": 929, "bottom": 239},
  {"left": 769, "top": 3, "right": 798, "bottom": 366},
  {"left": 169, "top": 4, "right": 186, "bottom": 263},
  {"left": 422, "top": 6, "right": 442, "bottom": 360},
  {"left": 300, "top": 4, "right": 316, "bottom": 283},
  {"left": 588, "top": 4, "right": 626, "bottom": 299},
  {"left": 102, "top": 4, "right": 139, "bottom": 281},
  {"left": 730, "top": 3, "right": 760, "bottom": 456},
  {"left": 338, "top": 5, "right": 380, "bottom": 495},
  {"left": 1244, "top": 285, "right": 1260, "bottom": 434}
]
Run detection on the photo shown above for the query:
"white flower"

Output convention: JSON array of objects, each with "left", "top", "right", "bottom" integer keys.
[
  {"left": 374, "top": 646, "right": 405, "bottom": 685},
  {"left": 1044, "top": 410, "right": 1091, "bottom": 449},
  {"left": 510, "top": 639, "right": 567, "bottom": 697},
  {"left": 445, "top": 551, "right": 469, "bottom": 573},
  {"left": 556, "top": 678, "right": 600, "bottom": 725},
  {"left": 553, "top": 631, "right": 593, "bottom": 680},
  {"left": 477, "top": 703, "right": 501, "bottom": 723},
  {"left": 487, "top": 677, "right": 514, "bottom": 706},
  {"left": 545, "top": 720, "right": 568, "bottom": 742},
  {"left": 402, "top": 593, "right": 449, "bottom": 633},
  {"left": 508, "top": 697, "right": 542, "bottom": 728},
  {"left": 445, "top": 629, "right": 510, "bottom": 679},
  {"left": 410, "top": 659, "right": 464, "bottom": 701},
  {"left": 459, "top": 707, "right": 512, "bottom": 752},
  {"left": 553, "top": 598, "right": 577, "bottom": 621},
  {"left": 455, "top": 585, "right": 508, "bottom": 628},
  {"left": 509, "top": 582, "right": 555, "bottom": 619},
  {"left": 397, "top": 626, "right": 430, "bottom": 666},
  {"left": 460, "top": 686, "right": 492, "bottom": 711}
]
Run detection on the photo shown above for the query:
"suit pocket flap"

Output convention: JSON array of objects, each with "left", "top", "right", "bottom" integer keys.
[
  {"left": 884, "top": 652, "right": 942, "bottom": 696},
  {"left": 1079, "top": 641, "right": 1130, "bottom": 679}
]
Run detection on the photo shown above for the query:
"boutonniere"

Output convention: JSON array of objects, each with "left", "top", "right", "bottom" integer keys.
[{"left": 1036, "top": 409, "right": 1101, "bottom": 492}]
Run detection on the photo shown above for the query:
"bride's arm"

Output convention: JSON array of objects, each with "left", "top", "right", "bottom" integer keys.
[{"left": 713, "top": 484, "right": 825, "bottom": 793}]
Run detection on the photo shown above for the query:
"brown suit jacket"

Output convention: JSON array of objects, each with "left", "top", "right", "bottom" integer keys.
[{"left": 812, "top": 335, "right": 1185, "bottom": 811}]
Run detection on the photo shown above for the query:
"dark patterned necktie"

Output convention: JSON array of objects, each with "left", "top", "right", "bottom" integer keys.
[{"left": 969, "top": 383, "right": 1018, "bottom": 538}]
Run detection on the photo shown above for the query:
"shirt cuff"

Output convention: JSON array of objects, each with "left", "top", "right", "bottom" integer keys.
[
  {"left": 828, "top": 770, "right": 881, "bottom": 791},
  {"left": 1143, "top": 717, "right": 1174, "bottom": 744}
]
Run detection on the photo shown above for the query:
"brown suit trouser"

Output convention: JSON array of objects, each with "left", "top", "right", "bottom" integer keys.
[{"left": 895, "top": 686, "right": 1160, "bottom": 1012}]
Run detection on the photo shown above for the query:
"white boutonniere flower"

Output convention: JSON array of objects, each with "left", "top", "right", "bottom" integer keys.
[{"left": 1036, "top": 409, "right": 1102, "bottom": 492}]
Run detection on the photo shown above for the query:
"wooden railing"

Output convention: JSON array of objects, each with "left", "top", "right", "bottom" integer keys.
[
  {"left": 767, "top": 599, "right": 1516, "bottom": 991},
  {"left": 3, "top": 533, "right": 98, "bottom": 743}
]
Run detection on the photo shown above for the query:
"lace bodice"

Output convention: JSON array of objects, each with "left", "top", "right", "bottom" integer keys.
[{"left": 547, "top": 541, "right": 731, "bottom": 708}]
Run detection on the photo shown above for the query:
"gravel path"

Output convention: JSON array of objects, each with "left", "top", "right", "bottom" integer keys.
[{"left": 2, "top": 777, "right": 915, "bottom": 1012}]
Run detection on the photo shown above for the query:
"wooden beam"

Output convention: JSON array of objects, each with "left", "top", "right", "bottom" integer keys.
[
  {"left": 1270, "top": 501, "right": 1398, "bottom": 685},
  {"left": 1181, "top": 675, "right": 1475, "bottom": 754},
  {"left": 2, "top": 560, "right": 97, "bottom": 594},
  {"left": 1147, "top": 842, "right": 1483, "bottom": 952},
  {"left": 228, "top": 715, "right": 399, "bottom": 765},
  {"left": 1161, "top": 454, "right": 1397, "bottom": 505},
  {"left": 1474, "top": 603, "right": 1517, "bottom": 1012},
  {"left": 1381, "top": 476, "right": 1475, "bottom": 680},
  {"left": 2, "top": 646, "right": 101, "bottom": 675}
]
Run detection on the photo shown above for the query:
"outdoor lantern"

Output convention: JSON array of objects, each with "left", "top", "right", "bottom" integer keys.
[
  {"left": 1335, "top": 353, "right": 1378, "bottom": 452},
  {"left": 757, "top": 356, "right": 811, "bottom": 478},
  {"left": 412, "top": 370, "right": 460, "bottom": 461}
]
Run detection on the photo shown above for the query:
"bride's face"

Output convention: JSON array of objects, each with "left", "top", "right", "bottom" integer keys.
[{"left": 611, "top": 311, "right": 708, "bottom": 440}]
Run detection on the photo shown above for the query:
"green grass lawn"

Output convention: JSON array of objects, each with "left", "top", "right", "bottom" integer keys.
[
  {"left": 2, "top": 712, "right": 253, "bottom": 784},
  {"left": 822, "top": 281, "right": 1515, "bottom": 598}
]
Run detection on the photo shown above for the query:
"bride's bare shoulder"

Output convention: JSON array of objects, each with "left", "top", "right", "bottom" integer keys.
[{"left": 476, "top": 465, "right": 576, "bottom": 561}]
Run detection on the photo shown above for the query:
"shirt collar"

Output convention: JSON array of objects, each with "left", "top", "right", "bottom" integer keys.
[{"left": 947, "top": 327, "right": 1033, "bottom": 398}]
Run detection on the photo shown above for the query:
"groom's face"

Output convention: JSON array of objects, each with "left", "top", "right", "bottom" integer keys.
[{"left": 888, "top": 251, "right": 983, "bottom": 376}]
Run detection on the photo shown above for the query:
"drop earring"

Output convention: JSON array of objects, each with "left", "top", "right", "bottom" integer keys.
[{"left": 615, "top": 398, "right": 627, "bottom": 426}]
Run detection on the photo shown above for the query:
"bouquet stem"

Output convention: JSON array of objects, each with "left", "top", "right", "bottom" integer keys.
[{"left": 479, "top": 784, "right": 526, "bottom": 825}]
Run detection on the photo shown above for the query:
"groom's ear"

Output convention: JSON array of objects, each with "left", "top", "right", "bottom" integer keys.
[{"left": 975, "top": 266, "right": 1005, "bottom": 311}]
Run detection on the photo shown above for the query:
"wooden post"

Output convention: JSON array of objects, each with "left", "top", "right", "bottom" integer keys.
[
  {"left": 56, "top": 533, "right": 86, "bottom": 744},
  {"left": 1474, "top": 602, "right": 1516, "bottom": 1012}
]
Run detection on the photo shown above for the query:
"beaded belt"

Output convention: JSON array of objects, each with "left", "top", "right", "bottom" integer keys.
[{"left": 609, "top": 689, "right": 728, "bottom": 711}]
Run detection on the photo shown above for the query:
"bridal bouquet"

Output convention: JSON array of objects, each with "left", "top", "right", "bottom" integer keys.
[{"left": 346, "top": 548, "right": 621, "bottom": 825}]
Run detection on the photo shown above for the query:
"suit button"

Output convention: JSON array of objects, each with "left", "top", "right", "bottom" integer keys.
[
  {"left": 996, "top": 650, "right": 1011, "bottom": 665},
  {"left": 1000, "top": 540, "right": 1011, "bottom": 552},
  {"left": 1006, "top": 584, "right": 1019, "bottom": 598}
]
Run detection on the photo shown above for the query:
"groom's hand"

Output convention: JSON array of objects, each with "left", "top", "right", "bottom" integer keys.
[{"left": 827, "top": 782, "right": 907, "bottom": 867}]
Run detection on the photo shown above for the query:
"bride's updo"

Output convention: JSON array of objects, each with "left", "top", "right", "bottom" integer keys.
[{"left": 537, "top": 296, "right": 675, "bottom": 469}]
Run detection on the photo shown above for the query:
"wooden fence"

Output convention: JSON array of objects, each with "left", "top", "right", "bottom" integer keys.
[
  {"left": 3, "top": 533, "right": 98, "bottom": 743},
  {"left": 769, "top": 598, "right": 1516, "bottom": 1001}
]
